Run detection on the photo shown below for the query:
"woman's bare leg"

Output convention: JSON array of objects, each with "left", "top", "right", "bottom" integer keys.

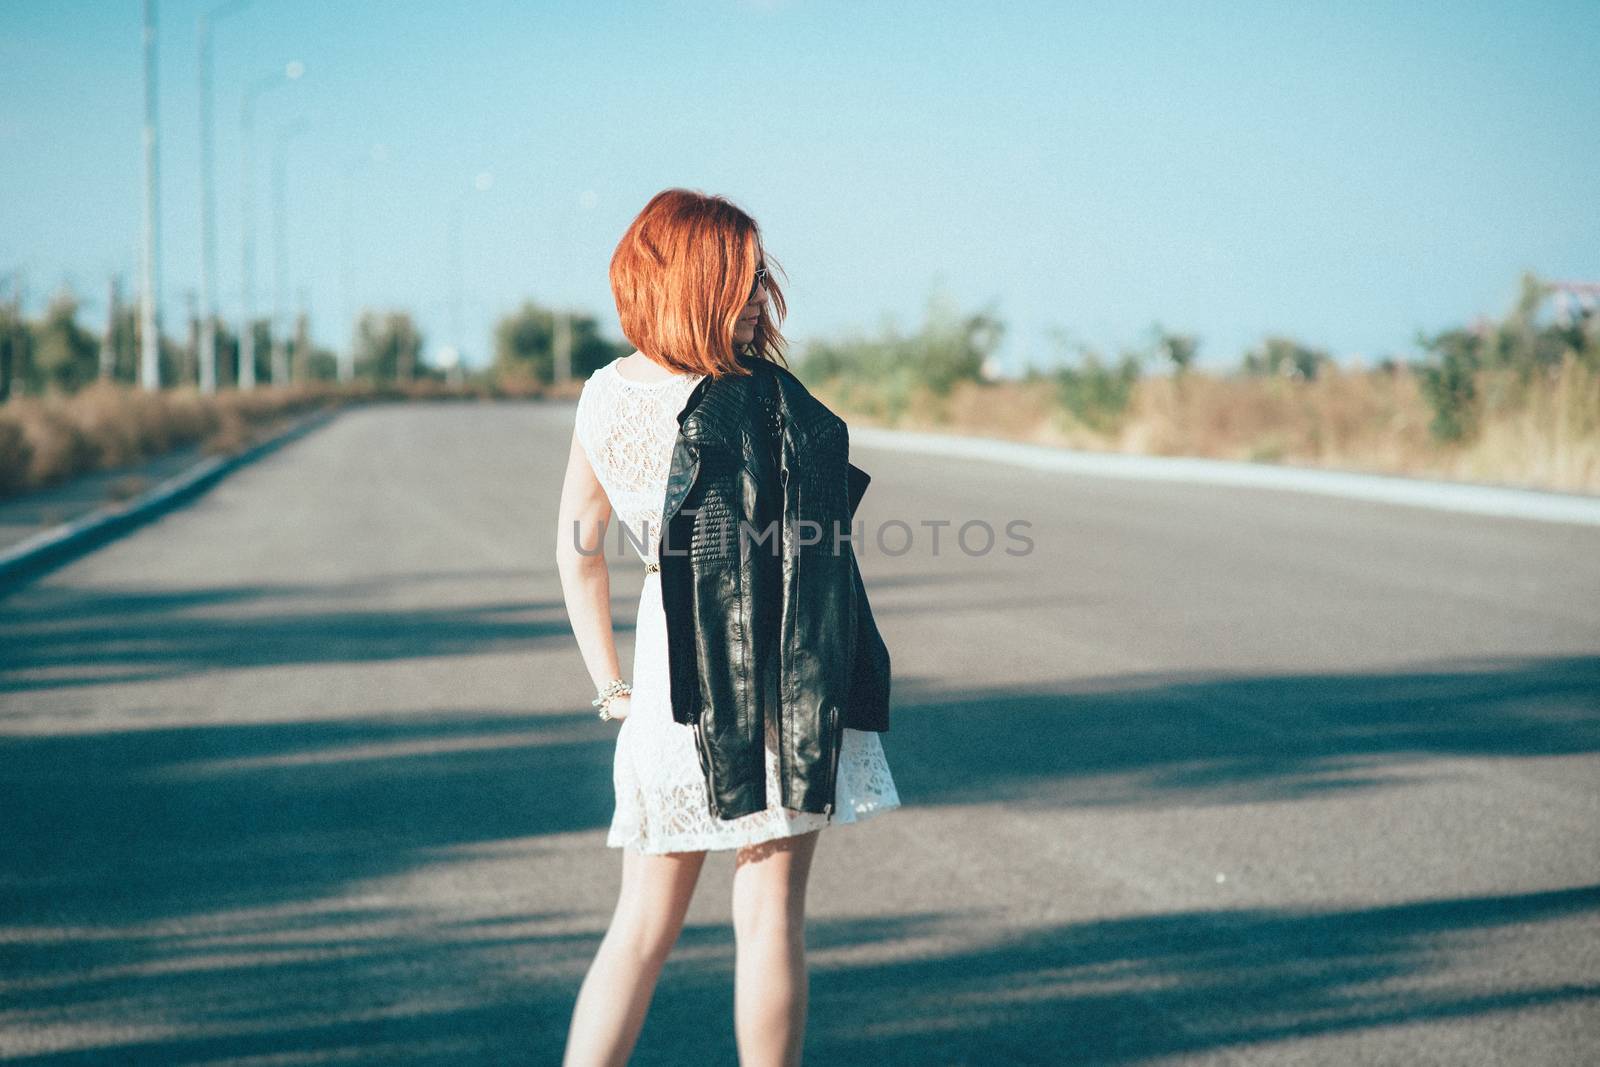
[
  {"left": 731, "top": 829, "right": 822, "bottom": 1067},
  {"left": 563, "top": 846, "right": 707, "bottom": 1067}
]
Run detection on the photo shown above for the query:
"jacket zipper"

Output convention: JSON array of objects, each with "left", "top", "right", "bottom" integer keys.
[
  {"left": 824, "top": 704, "right": 841, "bottom": 816},
  {"left": 777, "top": 459, "right": 797, "bottom": 813},
  {"left": 691, "top": 713, "right": 719, "bottom": 819}
]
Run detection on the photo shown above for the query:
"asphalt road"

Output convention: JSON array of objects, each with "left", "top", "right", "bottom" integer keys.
[{"left": 2, "top": 400, "right": 1597, "bottom": 1066}]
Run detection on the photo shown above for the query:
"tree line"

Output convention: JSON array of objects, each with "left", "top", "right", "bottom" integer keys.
[
  {"left": 792, "top": 271, "right": 1599, "bottom": 446},
  {"left": 7, "top": 270, "right": 1595, "bottom": 452}
]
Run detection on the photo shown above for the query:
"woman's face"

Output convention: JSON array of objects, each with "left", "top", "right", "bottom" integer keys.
[{"left": 733, "top": 268, "right": 768, "bottom": 345}]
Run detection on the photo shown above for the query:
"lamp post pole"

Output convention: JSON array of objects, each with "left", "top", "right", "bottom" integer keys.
[
  {"left": 139, "top": 0, "right": 162, "bottom": 391},
  {"left": 445, "top": 171, "right": 494, "bottom": 384},
  {"left": 238, "top": 60, "right": 302, "bottom": 390},
  {"left": 270, "top": 117, "right": 309, "bottom": 386},
  {"left": 196, "top": 0, "right": 251, "bottom": 394},
  {"left": 338, "top": 143, "right": 388, "bottom": 384}
]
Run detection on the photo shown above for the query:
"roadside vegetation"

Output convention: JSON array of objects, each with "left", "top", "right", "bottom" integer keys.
[
  {"left": 0, "top": 299, "right": 571, "bottom": 501},
  {"left": 1, "top": 272, "right": 1594, "bottom": 503},
  {"left": 795, "top": 272, "right": 1600, "bottom": 495}
]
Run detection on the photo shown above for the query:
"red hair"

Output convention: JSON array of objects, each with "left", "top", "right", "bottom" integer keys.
[{"left": 609, "top": 188, "right": 788, "bottom": 379}]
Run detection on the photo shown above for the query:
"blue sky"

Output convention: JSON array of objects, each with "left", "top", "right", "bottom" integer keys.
[{"left": 2, "top": 0, "right": 1596, "bottom": 374}]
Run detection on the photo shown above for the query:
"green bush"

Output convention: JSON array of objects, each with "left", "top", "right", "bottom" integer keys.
[
  {"left": 1415, "top": 328, "right": 1481, "bottom": 443},
  {"left": 1413, "top": 272, "right": 1599, "bottom": 444},
  {"left": 792, "top": 288, "right": 1002, "bottom": 406},
  {"left": 1240, "top": 336, "right": 1333, "bottom": 381},
  {"left": 1052, "top": 346, "right": 1144, "bottom": 434}
]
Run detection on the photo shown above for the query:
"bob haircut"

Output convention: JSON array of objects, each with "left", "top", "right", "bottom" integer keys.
[{"left": 609, "top": 188, "right": 788, "bottom": 379}]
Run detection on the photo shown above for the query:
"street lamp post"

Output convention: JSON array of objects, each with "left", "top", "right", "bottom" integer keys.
[
  {"left": 139, "top": 0, "right": 162, "bottom": 392},
  {"left": 196, "top": 0, "right": 251, "bottom": 395},
  {"left": 270, "top": 117, "right": 309, "bottom": 387},
  {"left": 445, "top": 171, "right": 493, "bottom": 385},
  {"left": 238, "top": 59, "right": 302, "bottom": 390},
  {"left": 338, "top": 142, "right": 388, "bottom": 385}
]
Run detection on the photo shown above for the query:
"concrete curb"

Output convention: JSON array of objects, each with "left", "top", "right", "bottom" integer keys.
[
  {"left": 848, "top": 425, "right": 1600, "bottom": 528},
  {"left": 0, "top": 405, "right": 340, "bottom": 597}
]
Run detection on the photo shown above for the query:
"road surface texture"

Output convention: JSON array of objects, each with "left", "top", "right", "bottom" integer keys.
[{"left": 2, "top": 400, "right": 1597, "bottom": 1065}]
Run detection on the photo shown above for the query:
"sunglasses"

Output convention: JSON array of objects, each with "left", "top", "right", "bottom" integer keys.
[{"left": 748, "top": 266, "right": 768, "bottom": 301}]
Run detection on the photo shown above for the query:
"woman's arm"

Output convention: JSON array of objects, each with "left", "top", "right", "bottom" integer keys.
[{"left": 555, "top": 426, "right": 630, "bottom": 717}]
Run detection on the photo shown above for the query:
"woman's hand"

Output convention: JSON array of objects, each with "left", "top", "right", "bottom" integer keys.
[{"left": 603, "top": 695, "right": 631, "bottom": 722}]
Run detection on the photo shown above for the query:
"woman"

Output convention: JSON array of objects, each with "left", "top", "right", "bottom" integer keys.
[{"left": 555, "top": 188, "right": 901, "bottom": 1066}]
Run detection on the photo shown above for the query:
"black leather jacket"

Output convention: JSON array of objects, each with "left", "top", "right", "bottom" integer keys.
[{"left": 657, "top": 353, "right": 891, "bottom": 821}]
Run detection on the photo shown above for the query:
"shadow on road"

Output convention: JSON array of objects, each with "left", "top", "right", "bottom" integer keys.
[
  {"left": 2, "top": 611, "right": 1597, "bottom": 1061},
  {"left": 884, "top": 654, "right": 1600, "bottom": 808},
  {"left": 0, "top": 569, "right": 633, "bottom": 693}
]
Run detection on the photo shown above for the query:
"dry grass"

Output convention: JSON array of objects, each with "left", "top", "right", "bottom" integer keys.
[
  {"left": 0, "top": 381, "right": 330, "bottom": 500},
  {"left": 9, "top": 361, "right": 1590, "bottom": 504},
  {"left": 1444, "top": 353, "right": 1600, "bottom": 492},
  {"left": 0, "top": 375, "right": 557, "bottom": 502},
  {"left": 816, "top": 358, "right": 1600, "bottom": 496}
]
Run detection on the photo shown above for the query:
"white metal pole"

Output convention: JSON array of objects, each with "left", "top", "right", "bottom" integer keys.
[
  {"left": 270, "top": 120, "right": 307, "bottom": 386},
  {"left": 101, "top": 274, "right": 119, "bottom": 380},
  {"left": 140, "top": 0, "right": 162, "bottom": 391},
  {"left": 239, "top": 83, "right": 258, "bottom": 389},
  {"left": 197, "top": 11, "right": 214, "bottom": 393},
  {"left": 338, "top": 157, "right": 359, "bottom": 384},
  {"left": 238, "top": 64, "right": 300, "bottom": 391},
  {"left": 197, "top": 1, "right": 251, "bottom": 395}
]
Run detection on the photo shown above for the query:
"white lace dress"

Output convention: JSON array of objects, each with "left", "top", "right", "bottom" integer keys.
[{"left": 574, "top": 354, "right": 901, "bottom": 854}]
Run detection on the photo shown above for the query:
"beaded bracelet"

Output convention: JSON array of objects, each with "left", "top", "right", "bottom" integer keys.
[{"left": 593, "top": 677, "right": 632, "bottom": 721}]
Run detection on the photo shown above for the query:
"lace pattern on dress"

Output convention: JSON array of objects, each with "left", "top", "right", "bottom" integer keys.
[{"left": 574, "top": 360, "right": 705, "bottom": 566}]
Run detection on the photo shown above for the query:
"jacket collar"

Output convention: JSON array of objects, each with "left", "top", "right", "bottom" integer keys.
[{"left": 662, "top": 354, "right": 872, "bottom": 531}]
